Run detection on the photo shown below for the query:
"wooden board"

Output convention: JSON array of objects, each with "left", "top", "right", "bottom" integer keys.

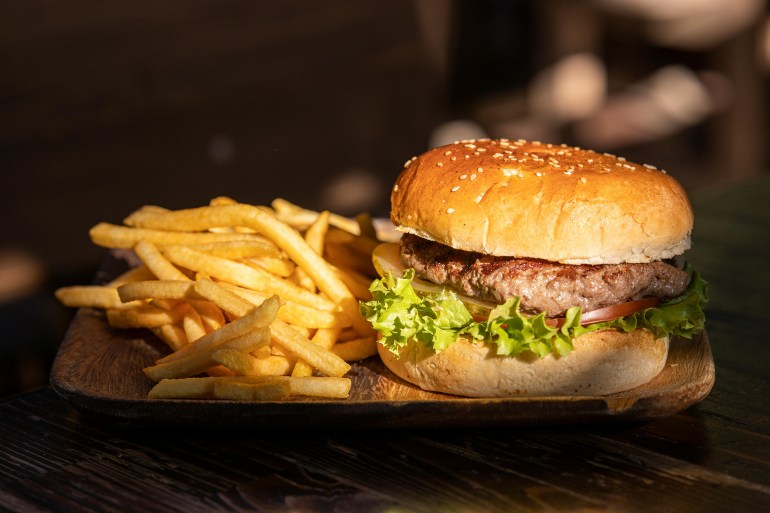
[{"left": 50, "top": 303, "right": 715, "bottom": 428}]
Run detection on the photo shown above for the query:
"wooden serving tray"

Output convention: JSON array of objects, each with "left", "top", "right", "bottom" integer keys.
[{"left": 51, "top": 307, "right": 715, "bottom": 429}]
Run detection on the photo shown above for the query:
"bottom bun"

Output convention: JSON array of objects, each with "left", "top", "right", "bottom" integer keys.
[{"left": 377, "top": 330, "right": 669, "bottom": 397}]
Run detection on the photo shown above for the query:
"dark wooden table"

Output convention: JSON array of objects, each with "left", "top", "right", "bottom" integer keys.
[{"left": 2, "top": 177, "right": 769, "bottom": 513}]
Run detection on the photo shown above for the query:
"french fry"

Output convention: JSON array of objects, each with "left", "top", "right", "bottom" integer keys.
[
  {"left": 193, "top": 278, "right": 252, "bottom": 318},
  {"left": 148, "top": 375, "right": 350, "bottom": 400},
  {"left": 211, "top": 348, "right": 261, "bottom": 376},
  {"left": 182, "top": 307, "right": 207, "bottom": 342},
  {"left": 206, "top": 366, "right": 236, "bottom": 377},
  {"left": 271, "top": 198, "right": 360, "bottom": 234},
  {"left": 117, "top": 280, "right": 197, "bottom": 303},
  {"left": 332, "top": 265, "right": 373, "bottom": 301},
  {"left": 292, "top": 327, "right": 341, "bottom": 377},
  {"left": 355, "top": 212, "right": 378, "bottom": 241},
  {"left": 218, "top": 282, "right": 350, "bottom": 329},
  {"left": 324, "top": 241, "right": 376, "bottom": 277},
  {"left": 144, "top": 327, "right": 271, "bottom": 381},
  {"left": 162, "top": 245, "right": 336, "bottom": 312},
  {"left": 148, "top": 377, "right": 214, "bottom": 399},
  {"left": 188, "top": 299, "right": 226, "bottom": 331},
  {"left": 55, "top": 285, "right": 142, "bottom": 310},
  {"left": 152, "top": 324, "right": 189, "bottom": 352},
  {"left": 90, "top": 223, "right": 266, "bottom": 249},
  {"left": 271, "top": 320, "right": 350, "bottom": 377},
  {"left": 252, "top": 345, "right": 272, "bottom": 359},
  {"left": 188, "top": 240, "right": 281, "bottom": 259},
  {"left": 243, "top": 256, "right": 295, "bottom": 277},
  {"left": 209, "top": 196, "right": 238, "bottom": 206},
  {"left": 288, "top": 376, "right": 351, "bottom": 398},
  {"left": 251, "top": 354, "right": 295, "bottom": 376},
  {"left": 328, "top": 228, "right": 380, "bottom": 258},
  {"left": 108, "top": 265, "right": 155, "bottom": 287},
  {"left": 305, "top": 210, "right": 330, "bottom": 255},
  {"left": 212, "top": 380, "right": 290, "bottom": 401},
  {"left": 336, "top": 328, "right": 363, "bottom": 343},
  {"left": 331, "top": 336, "right": 378, "bottom": 362},
  {"left": 157, "top": 295, "right": 279, "bottom": 363},
  {"left": 127, "top": 205, "right": 170, "bottom": 216},
  {"left": 107, "top": 302, "right": 189, "bottom": 329},
  {"left": 133, "top": 239, "right": 190, "bottom": 281},
  {"left": 293, "top": 210, "right": 330, "bottom": 292}
]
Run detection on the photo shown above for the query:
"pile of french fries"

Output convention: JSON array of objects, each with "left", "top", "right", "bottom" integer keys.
[{"left": 56, "top": 197, "right": 381, "bottom": 401}]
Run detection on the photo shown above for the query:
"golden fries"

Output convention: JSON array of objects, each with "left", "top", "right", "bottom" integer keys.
[
  {"left": 55, "top": 285, "right": 142, "bottom": 310},
  {"left": 57, "top": 197, "right": 382, "bottom": 402},
  {"left": 271, "top": 198, "right": 360, "bottom": 234},
  {"left": 90, "top": 222, "right": 269, "bottom": 249},
  {"left": 144, "top": 328, "right": 271, "bottom": 381}
]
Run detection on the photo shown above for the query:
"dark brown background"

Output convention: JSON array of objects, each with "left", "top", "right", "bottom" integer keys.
[{"left": 1, "top": 0, "right": 768, "bottom": 395}]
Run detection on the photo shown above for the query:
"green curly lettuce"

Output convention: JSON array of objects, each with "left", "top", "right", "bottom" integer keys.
[{"left": 360, "top": 266, "right": 707, "bottom": 359}]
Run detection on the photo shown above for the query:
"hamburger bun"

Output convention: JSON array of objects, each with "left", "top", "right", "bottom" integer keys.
[
  {"left": 378, "top": 331, "right": 669, "bottom": 397},
  {"left": 391, "top": 139, "right": 693, "bottom": 264}
]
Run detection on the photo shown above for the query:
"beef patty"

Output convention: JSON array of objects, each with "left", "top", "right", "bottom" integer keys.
[{"left": 400, "top": 234, "right": 689, "bottom": 317}]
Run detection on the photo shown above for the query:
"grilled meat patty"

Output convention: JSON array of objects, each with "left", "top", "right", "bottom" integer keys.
[{"left": 400, "top": 234, "right": 689, "bottom": 317}]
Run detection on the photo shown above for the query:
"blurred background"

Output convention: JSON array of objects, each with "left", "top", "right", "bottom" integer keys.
[{"left": 1, "top": 0, "right": 768, "bottom": 396}]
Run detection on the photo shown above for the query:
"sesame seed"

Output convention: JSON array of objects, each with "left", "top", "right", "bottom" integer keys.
[
  {"left": 536, "top": 172, "right": 542, "bottom": 177},
  {"left": 493, "top": 153, "right": 503, "bottom": 158},
  {"left": 437, "top": 162, "right": 443, "bottom": 167},
  {"left": 460, "top": 174, "right": 467, "bottom": 180},
  {"left": 447, "top": 208, "right": 455, "bottom": 214},
  {"left": 477, "top": 167, "right": 484, "bottom": 173},
  {"left": 451, "top": 186, "right": 460, "bottom": 192},
  {"left": 580, "top": 177, "right": 587, "bottom": 184},
  {"left": 445, "top": 150, "right": 453, "bottom": 156},
  {"left": 643, "top": 164, "right": 657, "bottom": 170},
  {"left": 470, "top": 173, "right": 477, "bottom": 180},
  {"left": 393, "top": 184, "right": 399, "bottom": 191}
]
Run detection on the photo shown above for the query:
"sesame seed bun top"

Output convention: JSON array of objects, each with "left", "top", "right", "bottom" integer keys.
[{"left": 390, "top": 139, "right": 694, "bottom": 264}]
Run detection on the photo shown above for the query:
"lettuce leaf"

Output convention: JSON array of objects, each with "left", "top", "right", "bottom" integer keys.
[{"left": 360, "top": 266, "right": 708, "bottom": 359}]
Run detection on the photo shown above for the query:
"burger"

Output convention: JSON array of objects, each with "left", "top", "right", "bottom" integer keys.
[{"left": 360, "top": 139, "right": 707, "bottom": 397}]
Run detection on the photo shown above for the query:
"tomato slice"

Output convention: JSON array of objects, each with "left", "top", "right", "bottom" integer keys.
[{"left": 547, "top": 297, "right": 660, "bottom": 328}]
